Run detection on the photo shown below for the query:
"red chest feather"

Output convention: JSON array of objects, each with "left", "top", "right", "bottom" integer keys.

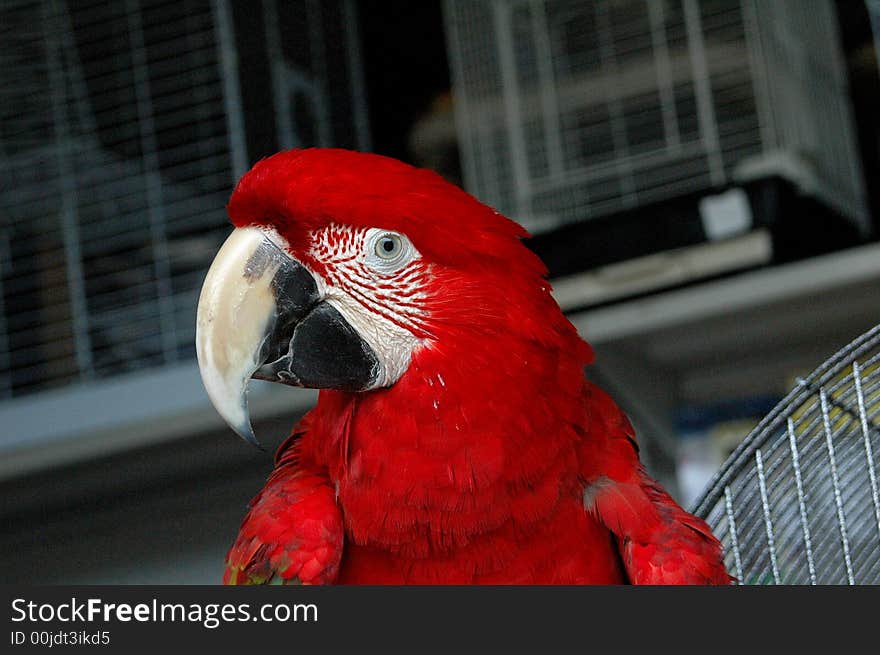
[{"left": 299, "top": 366, "right": 625, "bottom": 584}]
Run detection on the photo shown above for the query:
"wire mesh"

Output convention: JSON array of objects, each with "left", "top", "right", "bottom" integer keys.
[
  {"left": 0, "top": 0, "right": 241, "bottom": 399},
  {"left": 0, "top": 0, "right": 368, "bottom": 404},
  {"left": 693, "top": 324, "right": 880, "bottom": 584}
]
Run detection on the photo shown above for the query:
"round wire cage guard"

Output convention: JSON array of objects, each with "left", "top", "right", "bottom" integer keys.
[{"left": 693, "top": 324, "right": 880, "bottom": 584}]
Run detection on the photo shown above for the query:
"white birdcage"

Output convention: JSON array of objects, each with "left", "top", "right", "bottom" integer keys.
[{"left": 443, "top": 0, "right": 869, "bottom": 236}]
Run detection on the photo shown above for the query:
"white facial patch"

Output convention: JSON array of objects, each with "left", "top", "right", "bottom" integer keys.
[
  {"left": 321, "top": 288, "right": 421, "bottom": 388},
  {"left": 309, "top": 224, "right": 430, "bottom": 389}
]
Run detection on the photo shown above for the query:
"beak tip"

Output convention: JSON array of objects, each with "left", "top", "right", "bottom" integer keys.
[{"left": 233, "top": 420, "right": 265, "bottom": 451}]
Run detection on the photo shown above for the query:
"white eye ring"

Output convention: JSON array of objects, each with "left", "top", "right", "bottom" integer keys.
[
  {"left": 365, "top": 229, "right": 417, "bottom": 271},
  {"left": 374, "top": 233, "right": 403, "bottom": 260}
]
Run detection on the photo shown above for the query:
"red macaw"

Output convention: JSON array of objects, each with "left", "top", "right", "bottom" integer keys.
[{"left": 196, "top": 148, "right": 730, "bottom": 585}]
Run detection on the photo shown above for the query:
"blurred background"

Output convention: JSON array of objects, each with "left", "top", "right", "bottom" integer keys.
[{"left": 1, "top": 0, "right": 878, "bottom": 583}]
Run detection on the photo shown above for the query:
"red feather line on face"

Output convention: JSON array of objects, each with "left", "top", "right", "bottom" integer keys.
[{"left": 311, "top": 223, "right": 435, "bottom": 340}]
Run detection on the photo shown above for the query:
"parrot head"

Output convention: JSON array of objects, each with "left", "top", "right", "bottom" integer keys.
[{"left": 196, "top": 148, "right": 589, "bottom": 446}]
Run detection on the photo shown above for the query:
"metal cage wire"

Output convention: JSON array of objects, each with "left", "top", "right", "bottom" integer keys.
[
  {"left": 444, "top": 0, "right": 868, "bottom": 235},
  {"left": 693, "top": 324, "right": 880, "bottom": 584},
  {"left": 0, "top": 0, "right": 368, "bottom": 403},
  {"left": 0, "top": 0, "right": 244, "bottom": 399}
]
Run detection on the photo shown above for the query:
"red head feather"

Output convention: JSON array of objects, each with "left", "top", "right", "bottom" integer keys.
[
  {"left": 227, "top": 149, "right": 542, "bottom": 275},
  {"left": 226, "top": 148, "right": 593, "bottom": 365}
]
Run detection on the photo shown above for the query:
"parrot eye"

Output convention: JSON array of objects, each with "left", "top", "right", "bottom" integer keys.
[
  {"left": 365, "top": 229, "right": 417, "bottom": 272},
  {"left": 375, "top": 233, "right": 403, "bottom": 260}
]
